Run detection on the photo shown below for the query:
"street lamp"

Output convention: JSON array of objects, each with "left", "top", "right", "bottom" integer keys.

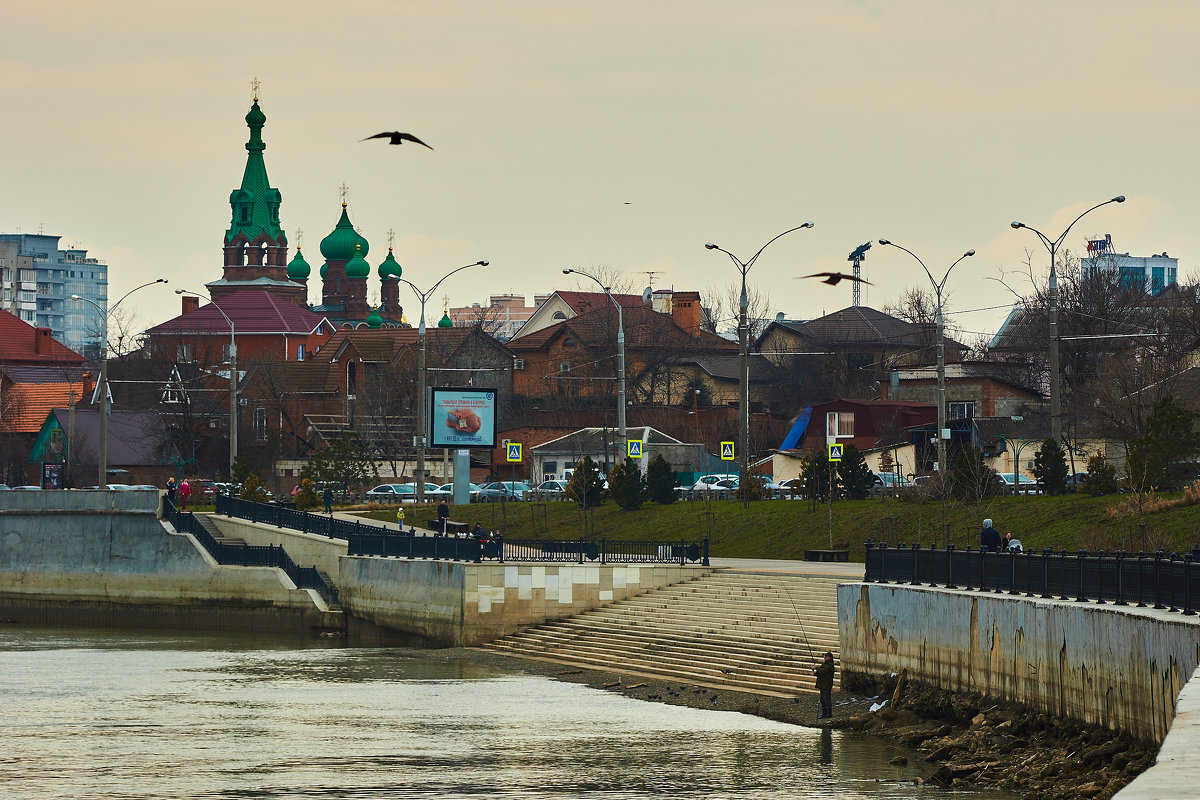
[
  {"left": 175, "top": 290, "right": 238, "bottom": 478},
  {"left": 1011, "top": 195, "right": 1125, "bottom": 443},
  {"left": 562, "top": 267, "right": 626, "bottom": 444},
  {"left": 877, "top": 240, "right": 974, "bottom": 473},
  {"left": 70, "top": 278, "right": 168, "bottom": 487},
  {"left": 704, "top": 223, "right": 814, "bottom": 482},
  {"left": 396, "top": 260, "right": 490, "bottom": 503}
]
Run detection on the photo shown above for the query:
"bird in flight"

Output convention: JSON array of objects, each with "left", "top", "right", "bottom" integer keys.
[
  {"left": 360, "top": 132, "right": 434, "bottom": 149},
  {"left": 798, "top": 272, "right": 872, "bottom": 286}
]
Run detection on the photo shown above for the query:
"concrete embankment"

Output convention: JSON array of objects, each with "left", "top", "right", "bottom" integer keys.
[{"left": 0, "top": 490, "right": 340, "bottom": 633}]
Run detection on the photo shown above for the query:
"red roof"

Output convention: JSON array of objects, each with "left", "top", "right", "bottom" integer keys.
[
  {"left": 0, "top": 312, "right": 87, "bottom": 366},
  {"left": 8, "top": 381, "right": 94, "bottom": 432},
  {"left": 145, "top": 290, "right": 331, "bottom": 336},
  {"left": 555, "top": 291, "right": 646, "bottom": 311}
]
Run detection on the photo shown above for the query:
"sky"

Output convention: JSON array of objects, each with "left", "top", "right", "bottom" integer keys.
[{"left": 3, "top": 1, "right": 1197, "bottom": 343}]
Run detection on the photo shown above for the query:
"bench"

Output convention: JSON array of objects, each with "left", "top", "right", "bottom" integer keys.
[
  {"left": 804, "top": 549, "right": 850, "bottom": 562},
  {"left": 427, "top": 519, "right": 470, "bottom": 536}
]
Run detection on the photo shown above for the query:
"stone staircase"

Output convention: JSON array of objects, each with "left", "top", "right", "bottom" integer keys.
[{"left": 480, "top": 569, "right": 843, "bottom": 697}]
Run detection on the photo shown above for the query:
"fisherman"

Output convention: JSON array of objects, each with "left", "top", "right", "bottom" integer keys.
[{"left": 814, "top": 651, "right": 836, "bottom": 719}]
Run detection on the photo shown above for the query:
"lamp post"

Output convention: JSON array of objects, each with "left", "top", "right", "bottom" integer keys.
[
  {"left": 877, "top": 240, "right": 974, "bottom": 473},
  {"left": 396, "top": 260, "right": 490, "bottom": 503},
  {"left": 71, "top": 278, "right": 167, "bottom": 487},
  {"left": 562, "top": 268, "right": 626, "bottom": 444},
  {"left": 704, "top": 223, "right": 814, "bottom": 482},
  {"left": 175, "top": 290, "right": 238, "bottom": 478},
  {"left": 1011, "top": 195, "right": 1125, "bottom": 443}
]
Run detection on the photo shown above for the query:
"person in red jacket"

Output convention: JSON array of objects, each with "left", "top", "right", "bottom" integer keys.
[{"left": 179, "top": 479, "right": 192, "bottom": 511}]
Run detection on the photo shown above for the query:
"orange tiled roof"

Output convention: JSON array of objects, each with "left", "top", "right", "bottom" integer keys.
[{"left": 6, "top": 381, "right": 93, "bottom": 433}]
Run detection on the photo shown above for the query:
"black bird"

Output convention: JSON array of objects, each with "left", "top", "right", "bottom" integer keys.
[
  {"left": 360, "top": 131, "right": 434, "bottom": 149},
  {"left": 798, "top": 272, "right": 872, "bottom": 286}
]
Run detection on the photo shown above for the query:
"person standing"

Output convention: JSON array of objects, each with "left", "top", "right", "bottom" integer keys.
[
  {"left": 980, "top": 518, "right": 1002, "bottom": 552},
  {"left": 437, "top": 499, "right": 450, "bottom": 535},
  {"left": 814, "top": 651, "right": 836, "bottom": 719},
  {"left": 323, "top": 486, "right": 333, "bottom": 515},
  {"left": 166, "top": 477, "right": 177, "bottom": 506},
  {"left": 396, "top": 505, "right": 406, "bottom": 532},
  {"left": 178, "top": 479, "right": 191, "bottom": 511}
]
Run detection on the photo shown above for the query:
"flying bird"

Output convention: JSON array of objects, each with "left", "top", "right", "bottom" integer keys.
[
  {"left": 798, "top": 272, "right": 873, "bottom": 286},
  {"left": 360, "top": 132, "right": 434, "bottom": 149}
]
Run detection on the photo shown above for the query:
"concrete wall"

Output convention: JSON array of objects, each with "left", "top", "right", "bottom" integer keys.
[
  {"left": 206, "top": 515, "right": 347, "bottom": 580},
  {"left": 839, "top": 583, "right": 1200, "bottom": 743},
  {"left": 339, "top": 556, "right": 710, "bottom": 647},
  {"left": 0, "top": 489, "right": 339, "bottom": 633}
]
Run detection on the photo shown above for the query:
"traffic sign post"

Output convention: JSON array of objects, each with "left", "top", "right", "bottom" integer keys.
[
  {"left": 627, "top": 440, "right": 643, "bottom": 459},
  {"left": 506, "top": 443, "right": 523, "bottom": 462},
  {"left": 720, "top": 441, "right": 735, "bottom": 461},
  {"left": 828, "top": 443, "right": 843, "bottom": 462}
]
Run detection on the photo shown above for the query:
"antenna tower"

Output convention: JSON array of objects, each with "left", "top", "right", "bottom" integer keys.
[{"left": 847, "top": 242, "right": 872, "bottom": 306}]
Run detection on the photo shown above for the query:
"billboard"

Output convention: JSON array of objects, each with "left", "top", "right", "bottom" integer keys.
[{"left": 428, "top": 387, "right": 498, "bottom": 449}]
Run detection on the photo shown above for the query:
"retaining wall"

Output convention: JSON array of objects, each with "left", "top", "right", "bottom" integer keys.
[
  {"left": 339, "top": 556, "right": 711, "bottom": 646},
  {"left": 206, "top": 515, "right": 347, "bottom": 580},
  {"left": 838, "top": 583, "right": 1200, "bottom": 743}
]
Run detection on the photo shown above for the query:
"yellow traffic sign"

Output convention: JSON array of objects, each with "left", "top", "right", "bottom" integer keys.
[
  {"left": 720, "top": 441, "right": 735, "bottom": 461},
  {"left": 627, "top": 440, "right": 643, "bottom": 458},
  {"left": 506, "top": 443, "right": 523, "bottom": 462},
  {"left": 828, "top": 443, "right": 843, "bottom": 461}
]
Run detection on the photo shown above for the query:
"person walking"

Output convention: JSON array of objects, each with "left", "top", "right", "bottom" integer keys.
[
  {"left": 323, "top": 486, "right": 333, "bottom": 515},
  {"left": 396, "top": 505, "right": 406, "bottom": 532},
  {"left": 178, "top": 479, "right": 191, "bottom": 511},
  {"left": 814, "top": 651, "right": 836, "bottom": 719},
  {"left": 980, "top": 518, "right": 1002, "bottom": 552},
  {"left": 437, "top": 499, "right": 450, "bottom": 535}
]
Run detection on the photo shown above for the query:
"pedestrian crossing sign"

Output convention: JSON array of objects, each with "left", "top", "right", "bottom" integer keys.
[
  {"left": 506, "top": 443, "right": 523, "bottom": 462},
  {"left": 720, "top": 441, "right": 735, "bottom": 461},
  {"left": 627, "top": 440, "right": 643, "bottom": 458},
  {"left": 828, "top": 443, "right": 843, "bottom": 461}
]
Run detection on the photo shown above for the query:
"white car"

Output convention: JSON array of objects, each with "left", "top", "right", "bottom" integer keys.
[{"left": 688, "top": 474, "right": 741, "bottom": 493}]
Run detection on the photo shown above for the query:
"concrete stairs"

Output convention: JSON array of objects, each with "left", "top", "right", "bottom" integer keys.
[{"left": 480, "top": 569, "right": 843, "bottom": 697}]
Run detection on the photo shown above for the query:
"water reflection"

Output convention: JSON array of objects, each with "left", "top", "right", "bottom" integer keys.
[{"left": 0, "top": 627, "right": 1016, "bottom": 799}]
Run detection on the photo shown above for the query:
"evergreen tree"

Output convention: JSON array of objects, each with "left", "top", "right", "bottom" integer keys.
[
  {"left": 608, "top": 457, "right": 647, "bottom": 511},
  {"left": 239, "top": 472, "right": 271, "bottom": 502},
  {"left": 292, "top": 478, "right": 319, "bottom": 511},
  {"left": 1126, "top": 396, "right": 1200, "bottom": 491},
  {"left": 1083, "top": 453, "right": 1118, "bottom": 496},
  {"left": 565, "top": 456, "right": 606, "bottom": 509},
  {"left": 231, "top": 455, "right": 258, "bottom": 486},
  {"left": 645, "top": 454, "right": 677, "bottom": 504},
  {"left": 1032, "top": 438, "right": 1069, "bottom": 495},
  {"left": 836, "top": 444, "right": 874, "bottom": 500},
  {"left": 736, "top": 470, "right": 767, "bottom": 502}
]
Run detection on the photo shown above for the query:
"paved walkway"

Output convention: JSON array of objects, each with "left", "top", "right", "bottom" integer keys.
[{"left": 711, "top": 557, "right": 865, "bottom": 578}]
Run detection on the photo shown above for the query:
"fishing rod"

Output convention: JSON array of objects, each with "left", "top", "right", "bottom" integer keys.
[{"left": 777, "top": 582, "right": 818, "bottom": 666}]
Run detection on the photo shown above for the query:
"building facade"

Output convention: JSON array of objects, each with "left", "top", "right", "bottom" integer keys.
[
  {"left": 1081, "top": 234, "right": 1179, "bottom": 295},
  {"left": 0, "top": 233, "right": 108, "bottom": 355}
]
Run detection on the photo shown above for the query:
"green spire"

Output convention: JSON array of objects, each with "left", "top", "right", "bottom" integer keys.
[
  {"left": 366, "top": 306, "right": 384, "bottom": 329},
  {"left": 224, "top": 97, "right": 284, "bottom": 245},
  {"left": 377, "top": 247, "right": 402, "bottom": 279},
  {"left": 345, "top": 243, "right": 370, "bottom": 279},
  {"left": 320, "top": 203, "right": 370, "bottom": 261},
  {"left": 286, "top": 246, "right": 310, "bottom": 279}
]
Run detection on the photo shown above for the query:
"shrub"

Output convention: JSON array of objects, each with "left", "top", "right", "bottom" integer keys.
[
  {"left": 1032, "top": 438, "right": 1069, "bottom": 495},
  {"left": 239, "top": 473, "right": 271, "bottom": 503},
  {"left": 645, "top": 454, "right": 677, "bottom": 504},
  {"left": 1083, "top": 454, "right": 1119, "bottom": 496},
  {"left": 608, "top": 457, "right": 647, "bottom": 511}
]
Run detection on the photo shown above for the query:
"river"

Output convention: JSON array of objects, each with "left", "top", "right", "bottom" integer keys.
[{"left": 0, "top": 626, "right": 1015, "bottom": 799}]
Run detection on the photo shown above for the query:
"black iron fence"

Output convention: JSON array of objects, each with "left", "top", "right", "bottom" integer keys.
[
  {"left": 165, "top": 501, "right": 339, "bottom": 608},
  {"left": 864, "top": 540, "right": 1200, "bottom": 615},
  {"left": 213, "top": 496, "right": 709, "bottom": 565}
]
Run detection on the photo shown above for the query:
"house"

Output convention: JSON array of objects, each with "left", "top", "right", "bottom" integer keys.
[
  {"left": 880, "top": 362, "right": 1045, "bottom": 420},
  {"left": 788, "top": 399, "right": 938, "bottom": 455},
  {"left": 28, "top": 408, "right": 175, "bottom": 488},
  {"left": 529, "top": 426, "right": 715, "bottom": 483},
  {"left": 509, "top": 290, "right": 648, "bottom": 341}
]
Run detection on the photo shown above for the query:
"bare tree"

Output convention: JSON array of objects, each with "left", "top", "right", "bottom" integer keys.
[{"left": 700, "top": 282, "right": 773, "bottom": 339}]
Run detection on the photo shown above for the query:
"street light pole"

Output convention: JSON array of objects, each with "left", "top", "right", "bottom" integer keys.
[
  {"left": 877, "top": 241, "right": 975, "bottom": 473},
  {"left": 1011, "top": 195, "right": 1125, "bottom": 443},
  {"left": 397, "top": 260, "right": 490, "bottom": 503},
  {"left": 71, "top": 278, "right": 167, "bottom": 487},
  {"left": 704, "top": 223, "right": 814, "bottom": 482},
  {"left": 562, "top": 268, "right": 626, "bottom": 443},
  {"left": 175, "top": 290, "right": 238, "bottom": 478}
]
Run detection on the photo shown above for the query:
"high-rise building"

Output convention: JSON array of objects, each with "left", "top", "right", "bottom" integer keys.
[
  {"left": 1082, "top": 234, "right": 1179, "bottom": 295},
  {"left": 0, "top": 233, "right": 108, "bottom": 355}
]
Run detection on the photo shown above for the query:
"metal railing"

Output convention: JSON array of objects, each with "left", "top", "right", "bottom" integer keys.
[
  {"left": 214, "top": 495, "right": 709, "bottom": 565},
  {"left": 864, "top": 540, "right": 1200, "bottom": 614},
  {"left": 166, "top": 500, "right": 339, "bottom": 607}
]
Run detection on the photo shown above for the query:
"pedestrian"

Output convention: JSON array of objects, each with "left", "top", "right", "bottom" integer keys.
[
  {"left": 1005, "top": 532, "right": 1023, "bottom": 552},
  {"left": 472, "top": 522, "right": 487, "bottom": 542},
  {"left": 166, "top": 477, "right": 177, "bottom": 506},
  {"left": 178, "top": 479, "right": 191, "bottom": 511},
  {"left": 323, "top": 486, "right": 333, "bottom": 515},
  {"left": 814, "top": 651, "right": 836, "bottom": 719},
  {"left": 980, "top": 518, "right": 1002, "bottom": 552},
  {"left": 437, "top": 498, "right": 450, "bottom": 535},
  {"left": 396, "top": 505, "right": 406, "bottom": 532}
]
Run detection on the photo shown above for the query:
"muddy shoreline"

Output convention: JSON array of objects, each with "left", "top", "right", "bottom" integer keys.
[{"left": 432, "top": 648, "right": 1155, "bottom": 800}]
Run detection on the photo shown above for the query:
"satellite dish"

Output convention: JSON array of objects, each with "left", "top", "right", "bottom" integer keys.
[
  {"left": 642, "top": 287, "right": 653, "bottom": 305},
  {"left": 775, "top": 312, "right": 784, "bottom": 322}
]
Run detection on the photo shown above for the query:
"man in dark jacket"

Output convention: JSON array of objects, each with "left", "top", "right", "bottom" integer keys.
[
  {"left": 814, "top": 651, "right": 836, "bottom": 718},
  {"left": 980, "top": 518, "right": 1002, "bottom": 551},
  {"left": 437, "top": 499, "right": 450, "bottom": 534}
]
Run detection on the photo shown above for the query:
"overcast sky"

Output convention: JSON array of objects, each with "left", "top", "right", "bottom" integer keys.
[{"left": 3, "top": 1, "right": 1196, "bottom": 342}]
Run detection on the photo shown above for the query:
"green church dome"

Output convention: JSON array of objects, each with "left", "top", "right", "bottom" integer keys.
[
  {"left": 319, "top": 203, "right": 369, "bottom": 261},
  {"left": 377, "top": 247, "right": 402, "bottom": 280},
  {"left": 320, "top": 262, "right": 327, "bottom": 279},
  {"left": 286, "top": 247, "right": 311, "bottom": 279},
  {"left": 438, "top": 310, "right": 454, "bottom": 328},
  {"left": 245, "top": 98, "right": 266, "bottom": 127},
  {"left": 366, "top": 306, "right": 384, "bottom": 329},
  {"left": 345, "top": 244, "right": 370, "bottom": 279}
]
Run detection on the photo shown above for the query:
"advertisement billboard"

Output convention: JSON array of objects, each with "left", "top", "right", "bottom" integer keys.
[{"left": 428, "top": 387, "right": 498, "bottom": 449}]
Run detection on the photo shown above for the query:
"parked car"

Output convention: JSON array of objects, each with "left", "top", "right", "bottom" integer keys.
[
  {"left": 475, "top": 481, "right": 533, "bottom": 502},
  {"left": 869, "top": 471, "right": 913, "bottom": 498},
  {"left": 430, "top": 482, "right": 480, "bottom": 500},
  {"left": 0, "top": 484, "right": 9, "bottom": 490},
  {"left": 995, "top": 473, "right": 1043, "bottom": 495},
  {"left": 366, "top": 484, "right": 417, "bottom": 502},
  {"left": 688, "top": 474, "right": 741, "bottom": 494},
  {"left": 777, "top": 478, "right": 804, "bottom": 498},
  {"left": 533, "top": 480, "right": 568, "bottom": 498}
]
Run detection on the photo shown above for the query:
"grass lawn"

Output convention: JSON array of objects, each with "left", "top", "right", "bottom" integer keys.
[{"left": 351, "top": 491, "right": 1200, "bottom": 561}]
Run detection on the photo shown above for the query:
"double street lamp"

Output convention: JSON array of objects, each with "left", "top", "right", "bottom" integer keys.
[
  {"left": 396, "top": 260, "right": 490, "bottom": 503},
  {"left": 877, "top": 240, "right": 975, "bottom": 473},
  {"left": 1011, "top": 195, "right": 1125, "bottom": 443},
  {"left": 71, "top": 278, "right": 168, "bottom": 487},
  {"left": 562, "top": 268, "right": 626, "bottom": 444},
  {"left": 175, "top": 290, "right": 239, "bottom": 478},
  {"left": 704, "top": 223, "right": 814, "bottom": 480}
]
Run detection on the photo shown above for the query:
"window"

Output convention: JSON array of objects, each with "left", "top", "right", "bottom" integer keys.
[
  {"left": 1152, "top": 266, "right": 1165, "bottom": 294},
  {"left": 297, "top": 344, "right": 305, "bottom": 361},
  {"left": 826, "top": 411, "right": 854, "bottom": 438},
  {"left": 544, "top": 461, "right": 557, "bottom": 475},
  {"left": 559, "top": 361, "right": 572, "bottom": 374},
  {"left": 347, "top": 361, "right": 357, "bottom": 396},
  {"left": 254, "top": 407, "right": 268, "bottom": 441},
  {"left": 948, "top": 401, "right": 975, "bottom": 420},
  {"left": 563, "top": 338, "right": 576, "bottom": 348},
  {"left": 177, "top": 343, "right": 193, "bottom": 362},
  {"left": 221, "top": 343, "right": 232, "bottom": 362},
  {"left": 1119, "top": 266, "right": 1143, "bottom": 290},
  {"left": 552, "top": 311, "right": 567, "bottom": 321}
]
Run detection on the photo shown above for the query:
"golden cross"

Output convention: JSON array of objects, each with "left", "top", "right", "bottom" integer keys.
[
  {"left": 250, "top": 76, "right": 260, "bottom": 100},
  {"left": 339, "top": 183, "right": 350, "bottom": 204},
  {"left": 387, "top": 228, "right": 396, "bottom": 248},
  {"left": 295, "top": 228, "right": 303, "bottom": 248}
]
